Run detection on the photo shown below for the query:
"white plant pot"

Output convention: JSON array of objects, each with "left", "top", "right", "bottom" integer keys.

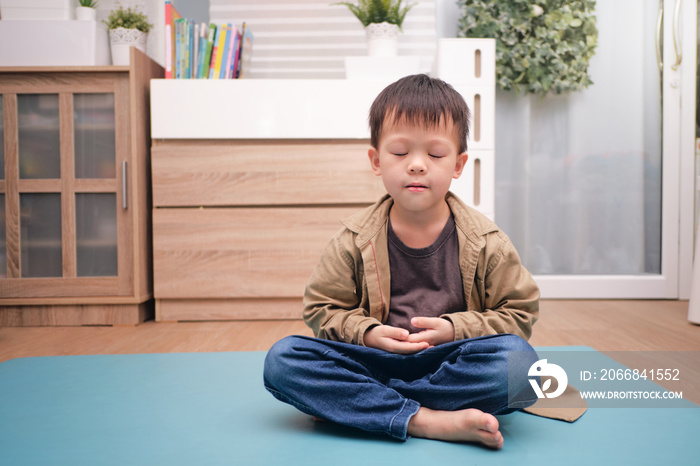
[
  {"left": 75, "top": 6, "right": 96, "bottom": 21},
  {"left": 109, "top": 27, "right": 148, "bottom": 65},
  {"left": 365, "top": 22, "right": 399, "bottom": 57}
]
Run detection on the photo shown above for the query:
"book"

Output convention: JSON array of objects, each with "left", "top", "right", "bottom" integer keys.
[
  {"left": 237, "top": 23, "right": 254, "bottom": 79},
  {"left": 164, "top": 0, "right": 181, "bottom": 79},
  {"left": 186, "top": 19, "right": 194, "bottom": 79},
  {"left": 234, "top": 27, "right": 243, "bottom": 78},
  {"left": 179, "top": 18, "right": 189, "bottom": 79},
  {"left": 211, "top": 23, "right": 228, "bottom": 79},
  {"left": 226, "top": 27, "right": 241, "bottom": 79},
  {"left": 182, "top": 20, "right": 190, "bottom": 78},
  {"left": 192, "top": 22, "right": 199, "bottom": 79},
  {"left": 200, "top": 23, "right": 216, "bottom": 79},
  {"left": 196, "top": 22, "right": 208, "bottom": 79},
  {"left": 181, "top": 20, "right": 189, "bottom": 79},
  {"left": 208, "top": 24, "right": 221, "bottom": 79},
  {"left": 174, "top": 18, "right": 182, "bottom": 79},
  {"left": 219, "top": 24, "right": 231, "bottom": 79},
  {"left": 164, "top": 0, "right": 172, "bottom": 78}
]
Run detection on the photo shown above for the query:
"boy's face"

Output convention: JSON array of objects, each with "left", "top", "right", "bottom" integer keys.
[{"left": 368, "top": 115, "right": 467, "bottom": 218}]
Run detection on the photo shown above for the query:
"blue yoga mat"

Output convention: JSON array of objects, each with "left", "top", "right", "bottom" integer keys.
[{"left": 0, "top": 349, "right": 697, "bottom": 465}]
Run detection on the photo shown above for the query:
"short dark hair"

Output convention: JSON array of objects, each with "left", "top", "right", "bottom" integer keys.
[{"left": 369, "top": 74, "right": 471, "bottom": 153}]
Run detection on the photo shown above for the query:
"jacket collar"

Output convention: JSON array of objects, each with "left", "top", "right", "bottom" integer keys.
[
  {"left": 341, "top": 192, "right": 498, "bottom": 247},
  {"left": 341, "top": 194, "right": 393, "bottom": 247}
]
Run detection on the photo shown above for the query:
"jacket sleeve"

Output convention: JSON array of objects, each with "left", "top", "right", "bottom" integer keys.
[
  {"left": 302, "top": 232, "right": 382, "bottom": 345},
  {"left": 442, "top": 231, "right": 539, "bottom": 341}
]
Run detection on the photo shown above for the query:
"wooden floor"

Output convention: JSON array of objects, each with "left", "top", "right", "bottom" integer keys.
[{"left": 1, "top": 300, "right": 698, "bottom": 363}]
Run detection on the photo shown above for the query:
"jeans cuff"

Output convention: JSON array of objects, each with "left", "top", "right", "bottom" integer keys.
[{"left": 389, "top": 399, "right": 421, "bottom": 441}]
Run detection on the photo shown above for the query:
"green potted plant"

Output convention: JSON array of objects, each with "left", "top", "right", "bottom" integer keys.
[
  {"left": 103, "top": 6, "right": 153, "bottom": 65},
  {"left": 333, "top": 0, "right": 416, "bottom": 57},
  {"left": 75, "top": 0, "right": 98, "bottom": 21},
  {"left": 457, "top": 0, "right": 598, "bottom": 96}
]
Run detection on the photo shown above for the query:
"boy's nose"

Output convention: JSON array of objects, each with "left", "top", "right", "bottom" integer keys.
[{"left": 407, "top": 156, "right": 426, "bottom": 173}]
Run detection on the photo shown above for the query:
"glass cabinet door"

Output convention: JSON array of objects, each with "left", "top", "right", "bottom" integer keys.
[
  {"left": 74, "top": 93, "right": 116, "bottom": 179},
  {"left": 16, "top": 94, "right": 62, "bottom": 278},
  {"left": 18, "top": 94, "right": 61, "bottom": 180},
  {"left": 20, "top": 193, "right": 62, "bottom": 278},
  {"left": 74, "top": 93, "right": 118, "bottom": 278},
  {"left": 76, "top": 192, "right": 118, "bottom": 277},
  {"left": 0, "top": 72, "right": 132, "bottom": 298}
]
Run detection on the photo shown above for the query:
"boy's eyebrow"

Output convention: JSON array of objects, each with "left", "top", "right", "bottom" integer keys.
[{"left": 383, "top": 137, "right": 456, "bottom": 150}]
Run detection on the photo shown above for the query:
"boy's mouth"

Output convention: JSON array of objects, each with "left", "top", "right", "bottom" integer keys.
[{"left": 406, "top": 182, "right": 428, "bottom": 192}]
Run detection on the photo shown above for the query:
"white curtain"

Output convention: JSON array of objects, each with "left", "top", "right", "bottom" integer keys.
[{"left": 494, "top": 0, "right": 662, "bottom": 275}]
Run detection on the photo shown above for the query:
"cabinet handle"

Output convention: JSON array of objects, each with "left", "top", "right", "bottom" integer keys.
[
  {"left": 122, "top": 161, "right": 128, "bottom": 210},
  {"left": 655, "top": 0, "right": 663, "bottom": 72},
  {"left": 671, "top": 0, "right": 683, "bottom": 71}
]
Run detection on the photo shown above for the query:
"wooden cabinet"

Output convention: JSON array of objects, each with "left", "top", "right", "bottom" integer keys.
[{"left": 0, "top": 48, "right": 163, "bottom": 326}]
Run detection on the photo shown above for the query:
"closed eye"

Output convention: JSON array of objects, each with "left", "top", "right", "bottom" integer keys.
[
  {"left": 429, "top": 154, "right": 444, "bottom": 159},
  {"left": 393, "top": 153, "right": 407, "bottom": 157}
]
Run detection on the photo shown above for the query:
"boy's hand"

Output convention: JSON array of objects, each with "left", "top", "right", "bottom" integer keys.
[
  {"left": 364, "top": 325, "right": 431, "bottom": 354},
  {"left": 406, "top": 317, "right": 455, "bottom": 347}
]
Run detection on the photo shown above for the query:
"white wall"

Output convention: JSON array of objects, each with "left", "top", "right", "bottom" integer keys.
[
  {"left": 208, "top": 0, "right": 438, "bottom": 79},
  {"left": 89, "top": 0, "right": 456, "bottom": 71}
]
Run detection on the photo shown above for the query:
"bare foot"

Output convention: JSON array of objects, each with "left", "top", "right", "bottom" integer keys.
[{"left": 407, "top": 407, "right": 503, "bottom": 449}]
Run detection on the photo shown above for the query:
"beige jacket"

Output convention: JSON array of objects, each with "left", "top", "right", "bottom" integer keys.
[{"left": 303, "top": 193, "right": 540, "bottom": 346}]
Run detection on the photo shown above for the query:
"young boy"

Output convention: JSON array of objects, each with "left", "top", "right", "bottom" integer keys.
[{"left": 263, "top": 74, "right": 540, "bottom": 450}]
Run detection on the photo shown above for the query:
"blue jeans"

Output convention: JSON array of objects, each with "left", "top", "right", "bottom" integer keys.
[{"left": 263, "top": 334, "right": 539, "bottom": 440}]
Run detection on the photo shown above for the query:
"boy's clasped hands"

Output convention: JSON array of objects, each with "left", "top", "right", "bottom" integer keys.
[{"left": 364, "top": 317, "right": 455, "bottom": 354}]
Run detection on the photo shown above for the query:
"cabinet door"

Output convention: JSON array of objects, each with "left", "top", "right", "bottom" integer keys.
[{"left": 0, "top": 72, "right": 133, "bottom": 298}]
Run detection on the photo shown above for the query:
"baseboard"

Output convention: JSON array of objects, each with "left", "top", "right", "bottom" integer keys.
[
  {"left": 0, "top": 300, "right": 154, "bottom": 327},
  {"left": 155, "top": 298, "right": 303, "bottom": 322}
]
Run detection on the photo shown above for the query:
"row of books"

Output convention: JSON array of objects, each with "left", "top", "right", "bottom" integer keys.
[{"left": 164, "top": 1, "right": 253, "bottom": 80}]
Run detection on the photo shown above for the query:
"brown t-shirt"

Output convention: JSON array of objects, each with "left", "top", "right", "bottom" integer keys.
[{"left": 385, "top": 214, "right": 466, "bottom": 333}]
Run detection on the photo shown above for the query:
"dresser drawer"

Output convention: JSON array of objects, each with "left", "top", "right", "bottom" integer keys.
[
  {"left": 152, "top": 140, "right": 385, "bottom": 207},
  {"left": 153, "top": 206, "right": 359, "bottom": 299}
]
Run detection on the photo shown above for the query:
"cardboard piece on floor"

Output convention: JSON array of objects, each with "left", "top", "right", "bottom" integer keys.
[{"left": 523, "top": 385, "right": 588, "bottom": 422}]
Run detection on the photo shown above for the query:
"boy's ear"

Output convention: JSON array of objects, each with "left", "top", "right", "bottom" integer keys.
[
  {"left": 368, "top": 147, "right": 382, "bottom": 176},
  {"left": 453, "top": 152, "right": 468, "bottom": 179}
]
